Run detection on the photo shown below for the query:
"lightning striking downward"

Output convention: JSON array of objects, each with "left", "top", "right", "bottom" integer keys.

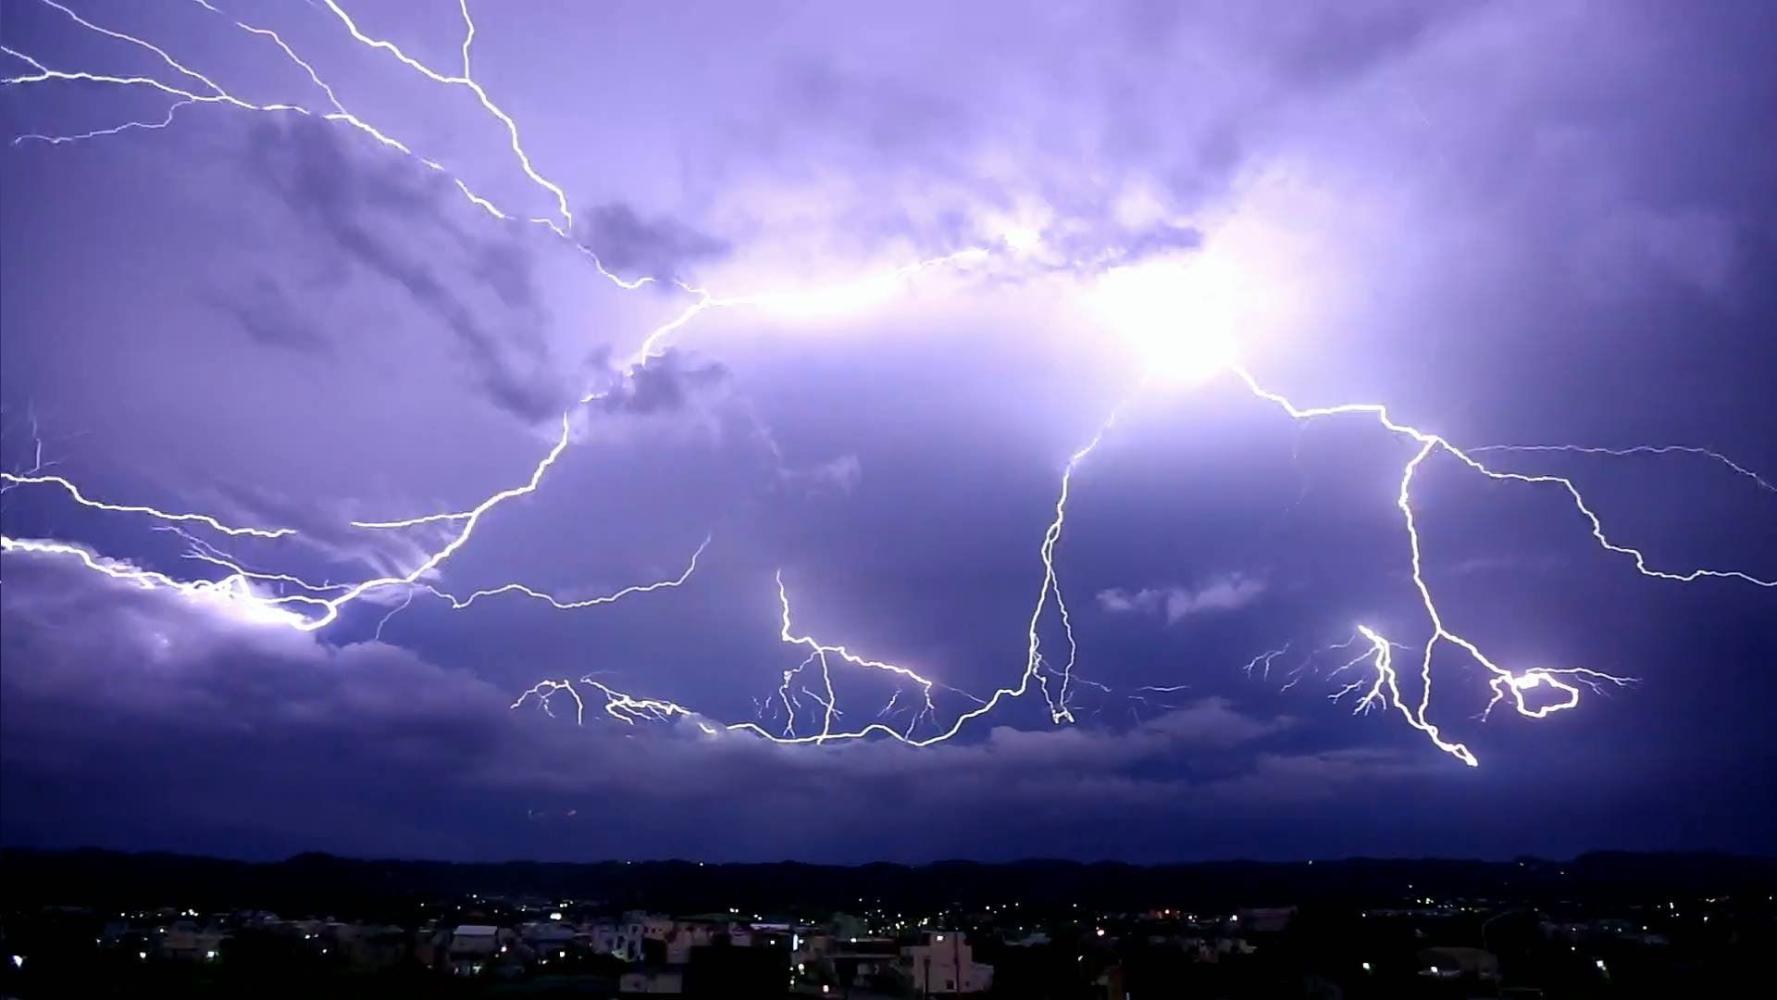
[
  {"left": 0, "top": 0, "right": 993, "bottom": 637},
  {"left": 502, "top": 364, "right": 1763, "bottom": 766},
  {"left": 1471, "top": 444, "right": 1777, "bottom": 494},
  {"left": 0, "top": 471, "right": 293, "bottom": 538},
  {"left": 516, "top": 412, "right": 1124, "bottom": 749},
  {"left": 4, "top": 0, "right": 1772, "bottom": 769}
]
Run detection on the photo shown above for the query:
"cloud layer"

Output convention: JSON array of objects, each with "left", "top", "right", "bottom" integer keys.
[
  {"left": 1, "top": 550, "right": 1436, "bottom": 861},
  {"left": 1098, "top": 575, "right": 1267, "bottom": 624},
  {"left": 2, "top": 0, "right": 1775, "bottom": 863}
]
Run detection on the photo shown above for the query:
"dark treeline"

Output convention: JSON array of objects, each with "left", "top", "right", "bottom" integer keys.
[{"left": 4, "top": 849, "right": 1773, "bottom": 918}]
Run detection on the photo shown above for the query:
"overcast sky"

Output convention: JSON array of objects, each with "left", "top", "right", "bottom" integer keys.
[{"left": 2, "top": 0, "right": 1774, "bottom": 863}]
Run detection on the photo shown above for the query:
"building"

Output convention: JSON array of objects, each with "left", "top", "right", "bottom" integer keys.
[
  {"left": 591, "top": 919, "right": 647, "bottom": 962},
  {"left": 619, "top": 966, "right": 684, "bottom": 994},
  {"left": 520, "top": 919, "right": 579, "bottom": 961},
  {"left": 687, "top": 942, "right": 794, "bottom": 997},
  {"left": 331, "top": 923, "right": 411, "bottom": 971},
  {"left": 1236, "top": 907, "right": 1298, "bottom": 933},
  {"left": 154, "top": 922, "right": 226, "bottom": 961},
  {"left": 446, "top": 925, "right": 502, "bottom": 975},
  {"left": 826, "top": 936, "right": 904, "bottom": 994},
  {"left": 901, "top": 931, "right": 993, "bottom": 995},
  {"left": 1418, "top": 946, "right": 1500, "bottom": 981},
  {"left": 660, "top": 918, "right": 728, "bottom": 964}
]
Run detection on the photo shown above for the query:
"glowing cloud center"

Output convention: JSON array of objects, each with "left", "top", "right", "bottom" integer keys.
[
  {"left": 1090, "top": 255, "right": 1243, "bottom": 383},
  {"left": 3, "top": 0, "right": 1771, "bottom": 772}
]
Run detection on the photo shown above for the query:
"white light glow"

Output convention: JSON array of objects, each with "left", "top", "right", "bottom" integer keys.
[
  {"left": 1089, "top": 255, "right": 1242, "bottom": 383},
  {"left": 1000, "top": 224, "right": 1043, "bottom": 254}
]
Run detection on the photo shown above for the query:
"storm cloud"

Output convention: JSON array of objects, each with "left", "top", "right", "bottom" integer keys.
[
  {"left": 2, "top": 0, "right": 1774, "bottom": 864},
  {"left": 243, "top": 119, "right": 573, "bottom": 423},
  {"left": 576, "top": 202, "right": 731, "bottom": 286}
]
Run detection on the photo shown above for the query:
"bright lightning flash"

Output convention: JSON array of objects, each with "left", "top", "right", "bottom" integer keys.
[
  {"left": 3, "top": 0, "right": 1770, "bottom": 770},
  {"left": 0, "top": 0, "right": 991, "bottom": 638},
  {"left": 1089, "top": 256, "right": 1242, "bottom": 385}
]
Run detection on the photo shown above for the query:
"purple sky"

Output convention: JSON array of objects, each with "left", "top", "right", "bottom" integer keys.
[{"left": 2, "top": 0, "right": 1774, "bottom": 863}]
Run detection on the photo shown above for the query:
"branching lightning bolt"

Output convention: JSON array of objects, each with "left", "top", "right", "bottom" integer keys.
[
  {"left": 1471, "top": 444, "right": 1776, "bottom": 494},
  {"left": 1241, "top": 643, "right": 1292, "bottom": 681},
  {"left": 518, "top": 408, "right": 1129, "bottom": 748},
  {"left": 6, "top": 0, "right": 1769, "bottom": 769},
  {"left": 416, "top": 536, "right": 709, "bottom": 612},
  {"left": 0, "top": 471, "right": 293, "bottom": 538},
  {"left": 510, "top": 366, "right": 1758, "bottom": 766},
  {"left": 1, "top": 0, "right": 994, "bottom": 640}
]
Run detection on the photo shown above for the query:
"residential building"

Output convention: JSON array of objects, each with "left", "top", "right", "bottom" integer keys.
[{"left": 901, "top": 931, "right": 993, "bottom": 995}]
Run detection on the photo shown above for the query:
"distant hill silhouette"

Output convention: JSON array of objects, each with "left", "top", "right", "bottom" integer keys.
[{"left": 3, "top": 848, "right": 1772, "bottom": 917}]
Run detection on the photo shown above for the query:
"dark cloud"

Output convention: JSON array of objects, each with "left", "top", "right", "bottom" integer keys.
[
  {"left": 1, "top": 554, "right": 1435, "bottom": 861},
  {"left": 4, "top": 0, "right": 1777, "bottom": 866},
  {"left": 589, "top": 349, "right": 729, "bottom": 416},
  {"left": 242, "top": 119, "right": 571, "bottom": 422},
  {"left": 197, "top": 476, "right": 452, "bottom": 583},
  {"left": 575, "top": 203, "right": 730, "bottom": 285},
  {"left": 1038, "top": 218, "right": 1205, "bottom": 273},
  {"left": 1098, "top": 574, "right": 1268, "bottom": 624},
  {"left": 1264, "top": 0, "right": 1475, "bottom": 87},
  {"left": 777, "top": 58, "right": 976, "bottom": 160},
  {"left": 1114, "top": 220, "right": 1204, "bottom": 261},
  {"left": 207, "top": 275, "right": 331, "bottom": 355}
]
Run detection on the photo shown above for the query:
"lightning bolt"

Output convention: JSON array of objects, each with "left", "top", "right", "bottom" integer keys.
[
  {"left": 773, "top": 569, "right": 948, "bottom": 742},
  {"left": 6, "top": 0, "right": 1768, "bottom": 769},
  {"left": 0, "top": 535, "right": 312, "bottom": 628},
  {"left": 520, "top": 406, "right": 1128, "bottom": 748},
  {"left": 3, "top": 0, "right": 653, "bottom": 287},
  {"left": 372, "top": 588, "right": 416, "bottom": 643},
  {"left": 1470, "top": 444, "right": 1776, "bottom": 494},
  {"left": 511, "top": 366, "right": 1755, "bottom": 767},
  {"left": 1240, "top": 643, "right": 1292, "bottom": 681},
  {"left": 0, "top": 230, "right": 984, "bottom": 637},
  {"left": 0, "top": 472, "right": 293, "bottom": 538},
  {"left": 1, "top": 413, "right": 709, "bottom": 633},
  {"left": 1227, "top": 366, "right": 1740, "bottom": 764},
  {"left": 157, "top": 526, "right": 351, "bottom": 595},
  {"left": 416, "top": 536, "right": 710, "bottom": 612},
  {"left": 12, "top": 98, "right": 194, "bottom": 146},
  {"left": 1231, "top": 368, "right": 1775, "bottom": 589}
]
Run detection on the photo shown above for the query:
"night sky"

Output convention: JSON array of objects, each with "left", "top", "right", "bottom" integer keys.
[{"left": 2, "top": 0, "right": 1774, "bottom": 864}]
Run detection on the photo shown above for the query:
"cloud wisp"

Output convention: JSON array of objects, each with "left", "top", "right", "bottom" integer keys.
[{"left": 1097, "top": 574, "right": 1268, "bottom": 625}]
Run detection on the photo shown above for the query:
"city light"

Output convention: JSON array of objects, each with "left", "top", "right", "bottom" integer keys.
[{"left": 0, "top": 39, "right": 1771, "bottom": 1000}]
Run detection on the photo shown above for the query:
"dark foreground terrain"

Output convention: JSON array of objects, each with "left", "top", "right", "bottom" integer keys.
[{"left": 1, "top": 849, "right": 1772, "bottom": 997}]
